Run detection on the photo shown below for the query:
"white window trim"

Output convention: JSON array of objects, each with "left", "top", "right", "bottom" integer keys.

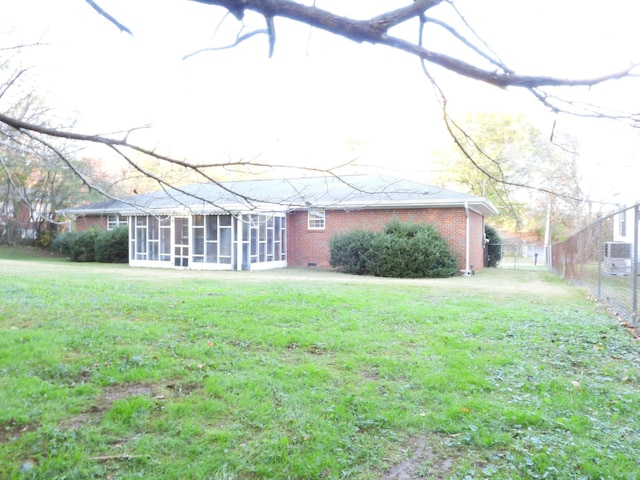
[
  {"left": 307, "top": 209, "right": 325, "bottom": 230},
  {"left": 107, "top": 214, "right": 127, "bottom": 230}
]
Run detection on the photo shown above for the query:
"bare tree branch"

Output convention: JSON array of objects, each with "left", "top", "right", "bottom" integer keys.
[
  {"left": 183, "top": 29, "right": 268, "bottom": 59},
  {"left": 190, "top": 0, "right": 638, "bottom": 91},
  {"left": 0, "top": 110, "right": 372, "bottom": 211},
  {"left": 0, "top": 68, "right": 30, "bottom": 100},
  {"left": 422, "top": 17, "right": 512, "bottom": 74},
  {"left": 84, "top": 0, "right": 133, "bottom": 35},
  {"left": 2, "top": 0, "right": 637, "bottom": 225},
  {"left": 382, "top": 34, "right": 639, "bottom": 89}
]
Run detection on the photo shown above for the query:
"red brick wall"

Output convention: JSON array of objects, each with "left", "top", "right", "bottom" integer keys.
[
  {"left": 287, "top": 207, "right": 487, "bottom": 271},
  {"left": 468, "top": 210, "right": 486, "bottom": 271},
  {"left": 74, "top": 215, "right": 108, "bottom": 231},
  {"left": 15, "top": 202, "right": 32, "bottom": 223}
]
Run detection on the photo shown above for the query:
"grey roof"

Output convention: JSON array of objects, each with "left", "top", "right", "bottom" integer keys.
[{"left": 58, "top": 174, "right": 498, "bottom": 216}]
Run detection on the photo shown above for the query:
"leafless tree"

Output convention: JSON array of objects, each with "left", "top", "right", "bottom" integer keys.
[{"left": 2, "top": 0, "right": 639, "bottom": 211}]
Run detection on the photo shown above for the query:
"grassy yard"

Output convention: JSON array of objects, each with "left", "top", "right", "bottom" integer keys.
[{"left": 1, "top": 250, "right": 640, "bottom": 479}]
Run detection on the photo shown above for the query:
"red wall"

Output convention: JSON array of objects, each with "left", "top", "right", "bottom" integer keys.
[
  {"left": 287, "top": 207, "right": 486, "bottom": 271},
  {"left": 74, "top": 215, "right": 108, "bottom": 231}
]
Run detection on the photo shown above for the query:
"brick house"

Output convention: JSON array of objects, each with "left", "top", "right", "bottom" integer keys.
[
  {"left": 0, "top": 200, "right": 39, "bottom": 241},
  {"left": 59, "top": 174, "right": 497, "bottom": 273}
]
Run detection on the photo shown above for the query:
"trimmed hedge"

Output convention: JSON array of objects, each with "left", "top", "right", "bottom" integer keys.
[
  {"left": 50, "top": 226, "right": 128, "bottom": 263},
  {"left": 329, "top": 219, "right": 459, "bottom": 278}
]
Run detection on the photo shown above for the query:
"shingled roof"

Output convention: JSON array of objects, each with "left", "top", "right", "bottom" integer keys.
[{"left": 59, "top": 174, "right": 498, "bottom": 216}]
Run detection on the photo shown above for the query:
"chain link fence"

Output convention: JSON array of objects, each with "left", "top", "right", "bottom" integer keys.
[
  {"left": 491, "top": 242, "right": 547, "bottom": 271},
  {"left": 548, "top": 204, "right": 639, "bottom": 326}
]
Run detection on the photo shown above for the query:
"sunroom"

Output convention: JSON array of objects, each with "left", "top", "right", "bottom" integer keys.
[{"left": 128, "top": 212, "right": 287, "bottom": 271}]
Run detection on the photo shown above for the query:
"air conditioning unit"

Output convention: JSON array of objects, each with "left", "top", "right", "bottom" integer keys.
[{"left": 604, "top": 242, "right": 632, "bottom": 275}]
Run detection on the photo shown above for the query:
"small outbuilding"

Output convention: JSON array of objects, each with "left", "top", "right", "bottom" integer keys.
[{"left": 59, "top": 174, "right": 498, "bottom": 273}]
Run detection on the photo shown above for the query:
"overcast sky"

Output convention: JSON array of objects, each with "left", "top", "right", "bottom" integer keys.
[{"left": 3, "top": 0, "right": 640, "bottom": 204}]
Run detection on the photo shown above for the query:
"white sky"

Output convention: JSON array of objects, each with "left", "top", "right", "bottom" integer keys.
[{"left": 3, "top": 0, "right": 640, "bottom": 205}]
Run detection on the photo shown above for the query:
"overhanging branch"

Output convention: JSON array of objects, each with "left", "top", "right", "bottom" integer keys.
[
  {"left": 189, "top": 0, "right": 638, "bottom": 92},
  {"left": 84, "top": 0, "right": 133, "bottom": 35}
]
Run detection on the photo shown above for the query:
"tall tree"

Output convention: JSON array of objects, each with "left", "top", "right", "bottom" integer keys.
[
  {"left": 437, "top": 113, "right": 589, "bottom": 237},
  {"left": 0, "top": 68, "right": 105, "bottom": 243}
]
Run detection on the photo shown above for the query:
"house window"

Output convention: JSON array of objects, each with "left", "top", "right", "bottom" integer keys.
[
  {"left": 308, "top": 209, "right": 325, "bottom": 230},
  {"left": 107, "top": 214, "right": 127, "bottom": 230},
  {"left": 246, "top": 214, "right": 286, "bottom": 265}
]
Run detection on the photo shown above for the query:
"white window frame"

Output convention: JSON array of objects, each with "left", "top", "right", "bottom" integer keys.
[
  {"left": 307, "top": 209, "right": 325, "bottom": 230},
  {"left": 107, "top": 214, "right": 127, "bottom": 230}
]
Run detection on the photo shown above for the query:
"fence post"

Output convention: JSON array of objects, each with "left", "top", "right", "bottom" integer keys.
[
  {"left": 597, "top": 215, "right": 602, "bottom": 300},
  {"left": 633, "top": 204, "right": 639, "bottom": 327}
]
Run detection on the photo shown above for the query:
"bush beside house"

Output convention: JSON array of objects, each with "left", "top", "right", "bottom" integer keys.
[
  {"left": 51, "top": 226, "right": 128, "bottom": 263},
  {"left": 485, "top": 224, "right": 503, "bottom": 267},
  {"left": 328, "top": 230, "right": 376, "bottom": 275},
  {"left": 95, "top": 226, "right": 129, "bottom": 263},
  {"left": 330, "top": 220, "right": 459, "bottom": 278}
]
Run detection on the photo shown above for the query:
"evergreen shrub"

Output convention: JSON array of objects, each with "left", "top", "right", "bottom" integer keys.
[
  {"left": 329, "top": 230, "right": 375, "bottom": 274},
  {"left": 485, "top": 224, "right": 503, "bottom": 267},
  {"left": 51, "top": 226, "right": 128, "bottom": 263},
  {"left": 69, "top": 228, "right": 100, "bottom": 262},
  {"left": 329, "top": 219, "right": 459, "bottom": 278},
  {"left": 50, "top": 231, "right": 79, "bottom": 257},
  {"left": 95, "top": 226, "right": 129, "bottom": 263}
]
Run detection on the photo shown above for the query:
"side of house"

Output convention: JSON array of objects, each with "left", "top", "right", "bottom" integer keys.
[
  {"left": 287, "top": 207, "right": 486, "bottom": 271},
  {"left": 58, "top": 175, "right": 497, "bottom": 273}
]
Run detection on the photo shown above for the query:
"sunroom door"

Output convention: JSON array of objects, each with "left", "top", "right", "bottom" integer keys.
[{"left": 173, "top": 217, "right": 189, "bottom": 267}]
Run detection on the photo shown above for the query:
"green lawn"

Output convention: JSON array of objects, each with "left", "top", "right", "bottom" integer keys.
[{"left": 1, "top": 251, "right": 640, "bottom": 479}]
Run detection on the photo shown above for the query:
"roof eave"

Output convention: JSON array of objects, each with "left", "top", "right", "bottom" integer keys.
[{"left": 310, "top": 198, "right": 499, "bottom": 216}]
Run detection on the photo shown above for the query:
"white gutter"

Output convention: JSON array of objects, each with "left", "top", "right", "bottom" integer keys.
[
  {"left": 462, "top": 201, "right": 472, "bottom": 276},
  {"left": 307, "top": 198, "right": 499, "bottom": 216}
]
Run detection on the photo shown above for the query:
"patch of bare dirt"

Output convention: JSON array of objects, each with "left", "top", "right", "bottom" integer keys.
[
  {"left": 380, "top": 435, "right": 455, "bottom": 480},
  {"left": 0, "top": 420, "right": 39, "bottom": 444},
  {"left": 59, "top": 381, "right": 200, "bottom": 430},
  {"left": 360, "top": 368, "right": 380, "bottom": 381}
]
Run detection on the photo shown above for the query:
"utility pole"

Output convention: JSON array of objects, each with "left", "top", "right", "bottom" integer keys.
[{"left": 543, "top": 199, "right": 551, "bottom": 267}]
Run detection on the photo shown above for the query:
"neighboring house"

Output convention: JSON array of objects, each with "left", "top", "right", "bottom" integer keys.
[
  {"left": 0, "top": 200, "right": 38, "bottom": 241},
  {"left": 58, "top": 174, "right": 498, "bottom": 273},
  {"left": 607, "top": 205, "right": 639, "bottom": 275},
  {"left": 612, "top": 205, "right": 636, "bottom": 245}
]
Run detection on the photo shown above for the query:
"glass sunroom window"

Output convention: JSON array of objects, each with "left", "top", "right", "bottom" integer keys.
[
  {"left": 159, "top": 219, "right": 171, "bottom": 261},
  {"left": 130, "top": 215, "right": 170, "bottom": 263},
  {"left": 247, "top": 214, "right": 286, "bottom": 264},
  {"left": 192, "top": 215, "right": 205, "bottom": 263},
  {"left": 148, "top": 216, "right": 159, "bottom": 260},
  {"left": 134, "top": 217, "right": 147, "bottom": 260}
]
